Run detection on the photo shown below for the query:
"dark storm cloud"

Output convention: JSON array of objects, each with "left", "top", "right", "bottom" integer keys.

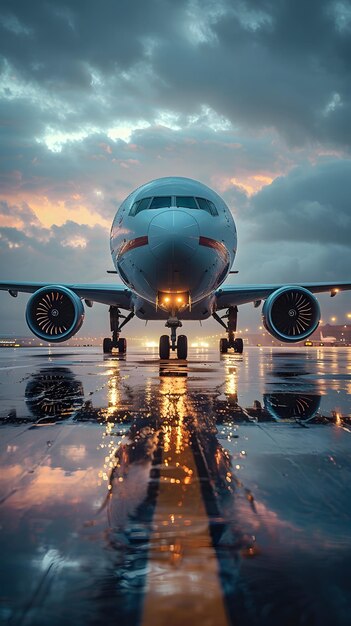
[
  {"left": 1, "top": 0, "right": 351, "bottom": 146},
  {"left": 0, "top": 0, "right": 183, "bottom": 126},
  {"left": 0, "top": 0, "right": 182, "bottom": 83},
  {"left": 1, "top": 0, "right": 350, "bottom": 229},
  {"left": 241, "top": 159, "right": 351, "bottom": 245},
  {"left": 151, "top": 0, "right": 351, "bottom": 146},
  {"left": 0, "top": 219, "right": 110, "bottom": 282}
]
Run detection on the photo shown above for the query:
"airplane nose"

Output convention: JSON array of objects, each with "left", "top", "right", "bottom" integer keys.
[{"left": 148, "top": 210, "right": 199, "bottom": 261}]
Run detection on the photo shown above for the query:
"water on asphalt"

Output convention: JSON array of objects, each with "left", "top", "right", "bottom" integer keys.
[{"left": 1, "top": 346, "right": 351, "bottom": 626}]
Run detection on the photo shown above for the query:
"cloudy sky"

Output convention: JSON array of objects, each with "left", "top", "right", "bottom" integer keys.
[{"left": 1, "top": 0, "right": 351, "bottom": 338}]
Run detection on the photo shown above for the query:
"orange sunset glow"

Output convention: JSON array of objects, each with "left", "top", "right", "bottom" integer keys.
[
  {"left": 1, "top": 193, "right": 111, "bottom": 230},
  {"left": 230, "top": 174, "right": 275, "bottom": 195}
]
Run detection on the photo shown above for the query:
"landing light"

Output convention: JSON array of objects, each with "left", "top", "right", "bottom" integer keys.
[{"left": 157, "top": 291, "right": 190, "bottom": 310}]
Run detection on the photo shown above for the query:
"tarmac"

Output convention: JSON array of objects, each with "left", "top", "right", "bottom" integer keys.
[{"left": 1, "top": 345, "right": 351, "bottom": 626}]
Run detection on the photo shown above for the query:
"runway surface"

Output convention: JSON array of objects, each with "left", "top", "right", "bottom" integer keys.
[{"left": 1, "top": 346, "right": 351, "bottom": 626}]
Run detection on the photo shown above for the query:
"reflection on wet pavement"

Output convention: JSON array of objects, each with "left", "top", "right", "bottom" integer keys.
[{"left": 1, "top": 347, "right": 351, "bottom": 625}]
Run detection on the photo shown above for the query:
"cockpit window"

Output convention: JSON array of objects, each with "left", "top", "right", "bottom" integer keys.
[
  {"left": 129, "top": 194, "right": 218, "bottom": 216},
  {"left": 175, "top": 196, "right": 198, "bottom": 209},
  {"left": 130, "top": 197, "right": 152, "bottom": 216},
  {"left": 149, "top": 196, "right": 172, "bottom": 209},
  {"left": 196, "top": 197, "right": 218, "bottom": 215}
]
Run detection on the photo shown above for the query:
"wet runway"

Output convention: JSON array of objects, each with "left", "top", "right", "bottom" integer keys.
[{"left": 1, "top": 346, "right": 351, "bottom": 626}]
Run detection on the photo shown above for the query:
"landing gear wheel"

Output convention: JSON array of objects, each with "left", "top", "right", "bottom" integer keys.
[
  {"left": 117, "top": 337, "right": 127, "bottom": 354},
  {"left": 177, "top": 335, "right": 188, "bottom": 360},
  {"left": 219, "top": 338, "right": 228, "bottom": 354},
  {"left": 103, "top": 338, "right": 113, "bottom": 354},
  {"left": 159, "top": 335, "right": 170, "bottom": 359},
  {"left": 234, "top": 338, "right": 243, "bottom": 354}
]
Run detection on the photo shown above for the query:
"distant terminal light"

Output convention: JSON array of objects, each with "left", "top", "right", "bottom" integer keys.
[
  {"left": 145, "top": 341, "right": 158, "bottom": 348},
  {"left": 0, "top": 339, "right": 20, "bottom": 347}
]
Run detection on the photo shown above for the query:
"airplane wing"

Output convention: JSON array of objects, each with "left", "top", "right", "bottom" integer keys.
[
  {"left": 2, "top": 279, "right": 351, "bottom": 312},
  {"left": 0, "top": 282, "right": 133, "bottom": 309},
  {"left": 215, "top": 282, "right": 351, "bottom": 310}
]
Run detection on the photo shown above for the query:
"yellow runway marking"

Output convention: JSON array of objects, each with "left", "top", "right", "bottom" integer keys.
[{"left": 141, "top": 414, "right": 229, "bottom": 626}]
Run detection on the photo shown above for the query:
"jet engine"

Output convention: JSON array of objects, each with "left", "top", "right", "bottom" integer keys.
[
  {"left": 25, "top": 286, "right": 84, "bottom": 342},
  {"left": 262, "top": 286, "right": 320, "bottom": 342}
]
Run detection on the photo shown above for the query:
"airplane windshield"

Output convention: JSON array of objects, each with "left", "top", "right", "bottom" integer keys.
[
  {"left": 175, "top": 196, "right": 218, "bottom": 215},
  {"left": 149, "top": 196, "right": 172, "bottom": 209},
  {"left": 175, "top": 196, "right": 198, "bottom": 209},
  {"left": 129, "top": 197, "right": 152, "bottom": 216},
  {"left": 196, "top": 197, "right": 218, "bottom": 216},
  {"left": 129, "top": 195, "right": 218, "bottom": 216}
]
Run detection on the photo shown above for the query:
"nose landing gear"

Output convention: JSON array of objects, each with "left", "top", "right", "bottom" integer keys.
[
  {"left": 213, "top": 306, "right": 244, "bottom": 354},
  {"left": 159, "top": 315, "right": 188, "bottom": 360},
  {"left": 103, "top": 306, "right": 134, "bottom": 354}
]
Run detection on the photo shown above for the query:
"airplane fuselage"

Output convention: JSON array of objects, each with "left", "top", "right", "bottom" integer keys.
[{"left": 110, "top": 177, "right": 237, "bottom": 319}]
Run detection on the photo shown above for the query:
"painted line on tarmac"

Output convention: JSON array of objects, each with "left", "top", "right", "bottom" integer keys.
[{"left": 141, "top": 417, "right": 229, "bottom": 626}]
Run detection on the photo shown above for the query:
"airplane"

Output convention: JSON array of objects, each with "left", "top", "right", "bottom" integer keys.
[
  {"left": 320, "top": 331, "right": 337, "bottom": 345},
  {"left": 1, "top": 176, "right": 351, "bottom": 360}
]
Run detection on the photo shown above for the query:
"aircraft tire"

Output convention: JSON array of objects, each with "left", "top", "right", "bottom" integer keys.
[
  {"left": 159, "top": 335, "right": 170, "bottom": 359},
  {"left": 219, "top": 338, "right": 228, "bottom": 354},
  {"left": 234, "top": 338, "right": 244, "bottom": 354},
  {"left": 103, "top": 338, "right": 113, "bottom": 353},
  {"left": 177, "top": 335, "right": 188, "bottom": 360},
  {"left": 118, "top": 337, "right": 127, "bottom": 353}
]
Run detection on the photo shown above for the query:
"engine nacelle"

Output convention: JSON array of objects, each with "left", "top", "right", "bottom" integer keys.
[
  {"left": 26, "top": 286, "right": 84, "bottom": 342},
  {"left": 262, "top": 286, "right": 320, "bottom": 342}
]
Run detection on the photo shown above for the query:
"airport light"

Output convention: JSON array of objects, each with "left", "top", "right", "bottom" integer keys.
[{"left": 335, "top": 412, "right": 342, "bottom": 426}]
